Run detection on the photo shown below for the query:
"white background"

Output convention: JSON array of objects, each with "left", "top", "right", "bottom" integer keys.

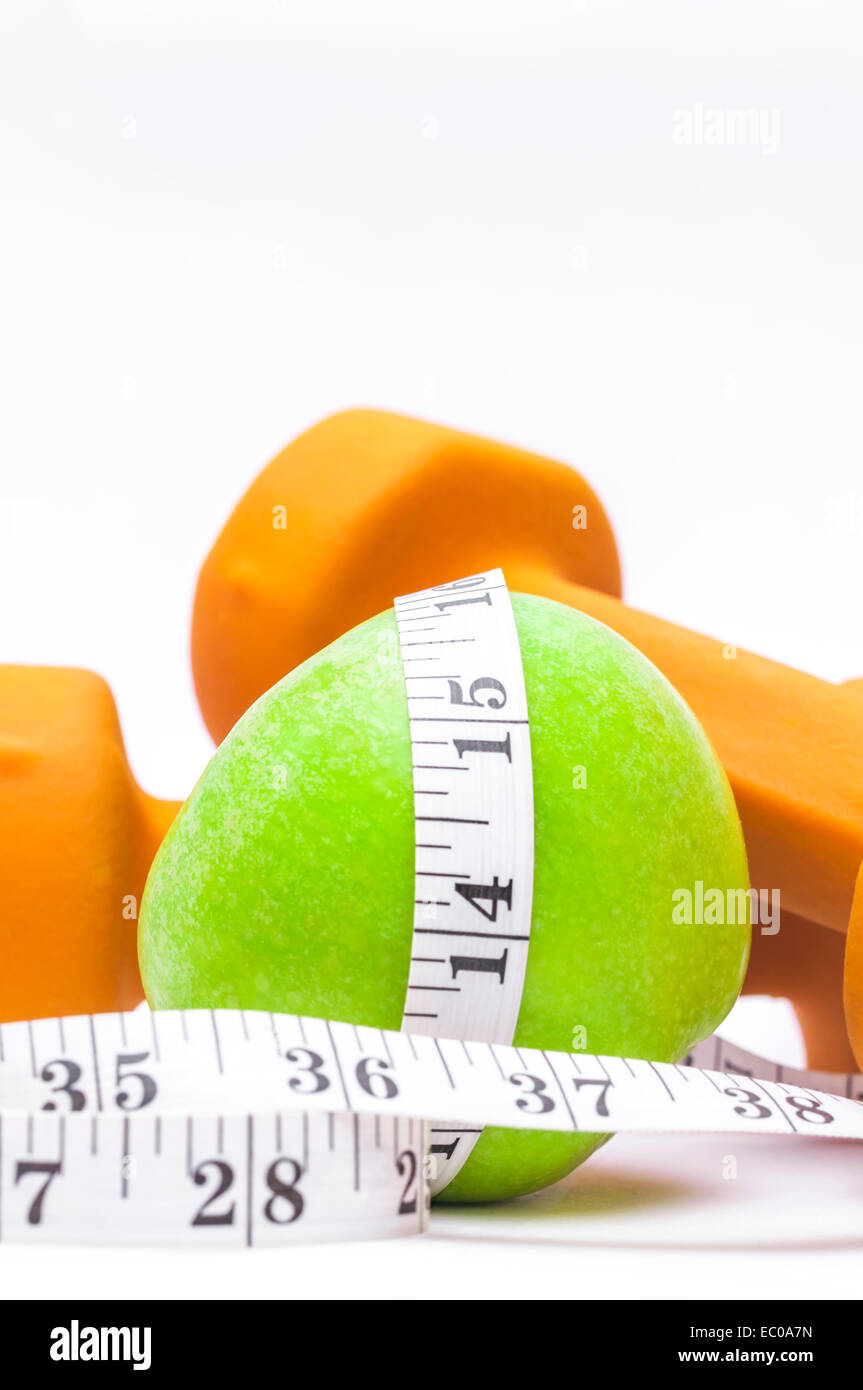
[{"left": 1, "top": 1, "right": 861, "bottom": 1300}]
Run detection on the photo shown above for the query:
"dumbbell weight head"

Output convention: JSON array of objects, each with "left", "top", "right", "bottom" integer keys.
[
  {"left": 0, "top": 666, "right": 179, "bottom": 1022},
  {"left": 192, "top": 409, "right": 622, "bottom": 744}
]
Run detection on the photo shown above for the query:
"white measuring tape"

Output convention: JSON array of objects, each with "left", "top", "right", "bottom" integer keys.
[
  {"left": 395, "top": 571, "right": 533, "bottom": 1192},
  {"left": 0, "top": 1010, "right": 861, "bottom": 1246},
  {"left": 0, "top": 570, "right": 860, "bottom": 1246}
]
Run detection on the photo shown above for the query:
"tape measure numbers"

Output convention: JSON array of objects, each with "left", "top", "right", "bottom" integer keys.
[
  {"left": 0, "top": 1010, "right": 429, "bottom": 1246},
  {"left": 0, "top": 1008, "right": 861, "bottom": 1245},
  {"left": 395, "top": 571, "right": 533, "bottom": 1192}
]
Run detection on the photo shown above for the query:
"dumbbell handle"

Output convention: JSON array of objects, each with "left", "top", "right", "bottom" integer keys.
[
  {"left": 511, "top": 563, "right": 863, "bottom": 939},
  {"left": 512, "top": 563, "right": 863, "bottom": 1066}
]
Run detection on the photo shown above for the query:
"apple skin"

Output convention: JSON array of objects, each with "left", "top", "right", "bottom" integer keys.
[{"left": 139, "top": 593, "right": 750, "bottom": 1202}]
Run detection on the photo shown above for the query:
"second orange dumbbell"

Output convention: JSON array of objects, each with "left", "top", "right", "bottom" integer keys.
[{"left": 0, "top": 666, "right": 179, "bottom": 1022}]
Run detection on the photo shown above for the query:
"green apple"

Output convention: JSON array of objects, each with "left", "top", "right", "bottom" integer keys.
[{"left": 139, "top": 593, "right": 750, "bottom": 1202}]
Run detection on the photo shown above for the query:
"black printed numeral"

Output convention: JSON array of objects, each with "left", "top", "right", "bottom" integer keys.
[
  {"left": 15, "top": 1160, "right": 62, "bottom": 1225},
  {"left": 435, "top": 593, "right": 491, "bottom": 613},
  {"left": 40, "top": 1059, "right": 86, "bottom": 1112},
  {"left": 509, "top": 1073, "right": 555, "bottom": 1115},
  {"left": 572, "top": 1077, "right": 613, "bottom": 1118},
  {"left": 785, "top": 1094, "right": 834, "bottom": 1125},
  {"left": 450, "top": 949, "right": 508, "bottom": 983},
  {"left": 191, "top": 1159, "right": 236, "bottom": 1226},
  {"left": 724, "top": 1086, "right": 772, "bottom": 1121},
  {"left": 263, "top": 1158, "right": 304, "bottom": 1224},
  {"left": 396, "top": 1150, "right": 419, "bottom": 1214},
  {"left": 447, "top": 677, "right": 507, "bottom": 710},
  {"left": 285, "top": 1047, "right": 331, "bottom": 1095},
  {"left": 454, "top": 878, "right": 512, "bottom": 921},
  {"left": 432, "top": 576, "right": 486, "bottom": 592},
  {"left": 453, "top": 733, "right": 512, "bottom": 763},
  {"left": 355, "top": 1057, "right": 398, "bottom": 1100},
  {"left": 115, "top": 1052, "right": 157, "bottom": 1110},
  {"left": 430, "top": 1138, "right": 459, "bottom": 1162}
]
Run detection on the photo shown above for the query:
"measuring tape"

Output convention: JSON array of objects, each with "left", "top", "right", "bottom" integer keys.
[
  {"left": 0, "top": 571, "right": 860, "bottom": 1246},
  {"left": 0, "top": 1009, "right": 861, "bottom": 1246},
  {"left": 395, "top": 571, "right": 533, "bottom": 1192}
]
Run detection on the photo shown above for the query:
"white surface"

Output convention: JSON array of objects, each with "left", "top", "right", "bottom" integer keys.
[
  {"left": 1, "top": 1131, "right": 861, "bottom": 1301},
  {"left": 0, "top": 1, "right": 861, "bottom": 1297}
]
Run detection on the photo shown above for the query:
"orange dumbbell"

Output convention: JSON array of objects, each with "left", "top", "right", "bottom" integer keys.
[
  {"left": 192, "top": 409, "right": 863, "bottom": 1069},
  {"left": 0, "top": 666, "right": 179, "bottom": 1022}
]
